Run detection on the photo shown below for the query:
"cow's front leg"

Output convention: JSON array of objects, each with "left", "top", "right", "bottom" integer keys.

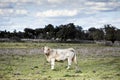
[
  {"left": 51, "top": 58, "right": 55, "bottom": 70},
  {"left": 67, "top": 58, "right": 72, "bottom": 69}
]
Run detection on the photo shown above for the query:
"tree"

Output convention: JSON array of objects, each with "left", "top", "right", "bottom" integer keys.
[
  {"left": 17, "top": 31, "right": 24, "bottom": 38},
  {"left": 56, "top": 25, "right": 67, "bottom": 41},
  {"left": 75, "top": 26, "right": 85, "bottom": 40},
  {"left": 88, "top": 27, "right": 104, "bottom": 40},
  {"left": 115, "top": 29, "right": 120, "bottom": 41},
  {"left": 35, "top": 28, "right": 44, "bottom": 39},
  {"left": 66, "top": 23, "right": 76, "bottom": 39},
  {"left": 0, "top": 30, "right": 10, "bottom": 38},
  {"left": 104, "top": 24, "right": 116, "bottom": 43},
  {"left": 93, "top": 28, "right": 104, "bottom": 40},
  {"left": 56, "top": 23, "right": 76, "bottom": 41},
  {"left": 88, "top": 27, "right": 96, "bottom": 40},
  {"left": 54, "top": 26, "right": 61, "bottom": 39},
  {"left": 24, "top": 28, "right": 35, "bottom": 38},
  {"left": 44, "top": 24, "right": 54, "bottom": 39}
]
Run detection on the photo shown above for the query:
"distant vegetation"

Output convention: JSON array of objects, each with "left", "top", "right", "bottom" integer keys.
[{"left": 0, "top": 23, "right": 120, "bottom": 43}]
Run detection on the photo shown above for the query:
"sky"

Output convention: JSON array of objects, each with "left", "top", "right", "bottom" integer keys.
[{"left": 0, "top": 0, "right": 120, "bottom": 32}]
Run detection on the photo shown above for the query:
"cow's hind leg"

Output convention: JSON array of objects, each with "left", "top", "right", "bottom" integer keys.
[{"left": 67, "top": 58, "right": 72, "bottom": 69}]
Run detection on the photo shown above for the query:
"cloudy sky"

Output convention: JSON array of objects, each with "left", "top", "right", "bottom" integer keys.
[{"left": 0, "top": 0, "right": 120, "bottom": 32}]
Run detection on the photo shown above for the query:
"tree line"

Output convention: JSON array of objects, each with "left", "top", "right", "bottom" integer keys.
[{"left": 0, "top": 23, "right": 120, "bottom": 43}]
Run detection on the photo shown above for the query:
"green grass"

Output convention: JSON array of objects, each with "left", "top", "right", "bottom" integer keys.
[
  {"left": 0, "top": 54, "right": 120, "bottom": 80},
  {"left": 0, "top": 42, "right": 120, "bottom": 80}
]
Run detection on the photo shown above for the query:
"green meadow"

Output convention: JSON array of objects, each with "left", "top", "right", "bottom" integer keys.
[{"left": 0, "top": 42, "right": 120, "bottom": 80}]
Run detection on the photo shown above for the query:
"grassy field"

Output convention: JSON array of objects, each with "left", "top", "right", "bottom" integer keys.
[{"left": 0, "top": 42, "right": 120, "bottom": 80}]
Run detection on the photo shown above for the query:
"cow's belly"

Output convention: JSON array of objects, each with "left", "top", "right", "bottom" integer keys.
[{"left": 55, "top": 55, "right": 67, "bottom": 61}]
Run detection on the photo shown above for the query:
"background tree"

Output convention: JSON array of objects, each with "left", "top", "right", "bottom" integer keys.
[
  {"left": 24, "top": 28, "right": 35, "bottom": 38},
  {"left": 44, "top": 24, "right": 54, "bottom": 39},
  {"left": 0, "top": 23, "right": 120, "bottom": 43},
  {"left": 88, "top": 27, "right": 96, "bottom": 40},
  {"left": 56, "top": 23, "right": 76, "bottom": 41},
  {"left": 66, "top": 23, "right": 76, "bottom": 40},
  {"left": 35, "top": 28, "right": 44, "bottom": 39},
  {"left": 54, "top": 26, "right": 61, "bottom": 39},
  {"left": 75, "top": 26, "right": 85, "bottom": 40},
  {"left": 88, "top": 27, "right": 104, "bottom": 41},
  {"left": 56, "top": 25, "right": 67, "bottom": 41},
  {"left": 115, "top": 29, "right": 120, "bottom": 41},
  {"left": 104, "top": 24, "right": 116, "bottom": 43},
  {"left": 93, "top": 28, "right": 104, "bottom": 40},
  {"left": 17, "top": 31, "right": 24, "bottom": 38}
]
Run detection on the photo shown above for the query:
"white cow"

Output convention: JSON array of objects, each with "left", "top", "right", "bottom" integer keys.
[{"left": 43, "top": 46, "right": 77, "bottom": 70}]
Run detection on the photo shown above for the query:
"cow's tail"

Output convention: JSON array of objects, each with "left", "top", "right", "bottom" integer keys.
[
  {"left": 72, "top": 53, "right": 77, "bottom": 64},
  {"left": 68, "top": 48, "right": 75, "bottom": 52},
  {"left": 72, "top": 52, "right": 82, "bottom": 73}
]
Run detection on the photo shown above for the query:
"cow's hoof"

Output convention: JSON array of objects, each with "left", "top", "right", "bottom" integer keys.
[
  {"left": 75, "top": 70, "right": 82, "bottom": 73},
  {"left": 67, "top": 67, "right": 70, "bottom": 70},
  {"left": 51, "top": 68, "right": 54, "bottom": 70}
]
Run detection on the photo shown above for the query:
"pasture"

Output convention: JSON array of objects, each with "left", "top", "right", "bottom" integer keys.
[{"left": 0, "top": 42, "right": 120, "bottom": 80}]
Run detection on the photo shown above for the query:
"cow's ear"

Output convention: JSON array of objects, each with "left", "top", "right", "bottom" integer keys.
[
  {"left": 48, "top": 48, "right": 52, "bottom": 52},
  {"left": 48, "top": 48, "right": 50, "bottom": 51}
]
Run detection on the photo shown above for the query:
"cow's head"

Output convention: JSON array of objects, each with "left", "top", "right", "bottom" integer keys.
[
  {"left": 43, "top": 46, "right": 51, "bottom": 56},
  {"left": 43, "top": 46, "right": 51, "bottom": 62}
]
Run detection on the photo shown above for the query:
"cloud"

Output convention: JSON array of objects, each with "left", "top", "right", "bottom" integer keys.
[
  {"left": 0, "top": 17, "right": 12, "bottom": 26},
  {"left": 0, "top": 2, "right": 12, "bottom": 8},
  {"left": 0, "top": 9, "right": 13, "bottom": 15},
  {"left": 1, "top": 0, "right": 32, "bottom": 3},
  {"left": 36, "top": 9, "right": 78, "bottom": 18},
  {"left": 0, "top": 0, "right": 120, "bottom": 31},
  {"left": 0, "top": 9, "right": 28, "bottom": 16},
  {"left": 73, "top": 11, "right": 120, "bottom": 29},
  {"left": 85, "top": 1, "right": 120, "bottom": 12},
  {"left": 47, "top": 0, "right": 65, "bottom": 4},
  {"left": 15, "top": 9, "right": 28, "bottom": 15}
]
